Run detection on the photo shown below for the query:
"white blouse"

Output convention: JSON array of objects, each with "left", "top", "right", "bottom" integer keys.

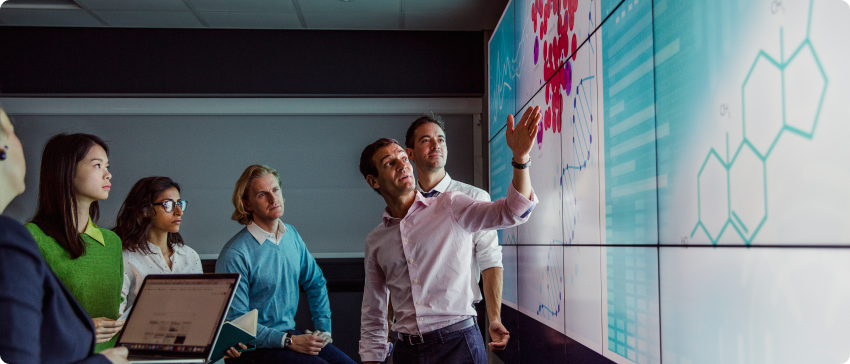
[{"left": 120, "top": 242, "right": 203, "bottom": 314}]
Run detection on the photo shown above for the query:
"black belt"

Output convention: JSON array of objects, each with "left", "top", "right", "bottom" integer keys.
[{"left": 397, "top": 317, "right": 476, "bottom": 345}]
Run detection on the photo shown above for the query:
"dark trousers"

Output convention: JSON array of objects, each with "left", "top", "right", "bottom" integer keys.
[
  {"left": 227, "top": 330, "right": 356, "bottom": 364},
  {"left": 392, "top": 322, "right": 487, "bottom": 364}
]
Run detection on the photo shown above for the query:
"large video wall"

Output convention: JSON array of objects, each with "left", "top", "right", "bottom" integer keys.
[{"left": 488, "top": 0, "right": 850, "bottom": 363}]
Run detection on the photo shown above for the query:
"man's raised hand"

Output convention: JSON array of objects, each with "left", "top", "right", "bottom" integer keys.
[{"left": 506, "top": 106, "right": 542, "bottom": 163}]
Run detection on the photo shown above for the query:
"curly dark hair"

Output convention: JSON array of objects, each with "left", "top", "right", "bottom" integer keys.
[{"left": 113, "top": 176, "right": 184, "bottom": 254}]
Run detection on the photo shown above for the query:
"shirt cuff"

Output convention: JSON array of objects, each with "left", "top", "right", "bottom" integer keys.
[
  {"left": 479, "top": 260, "right": 503, "bottom": 271},
  {"left": 280, "top": 333, "right": 288, "bottom": 348},
  {"left": 359, "top": 340, "right": 391, "bottom": 362},
  {"left": 505, "top": 183, "right": 538, "bottom": 218}
]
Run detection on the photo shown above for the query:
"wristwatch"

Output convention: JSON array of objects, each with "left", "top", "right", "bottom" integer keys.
[
  {"left": 283, "top": 336, "right": 292, "bottom": 349},
  {"left": 511, "top": 157, "right": 531, "bottom": 169}
]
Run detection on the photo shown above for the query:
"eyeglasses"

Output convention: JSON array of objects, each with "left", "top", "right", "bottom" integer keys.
[{"left": 153, "top": 199, "right": 187, "bottom": 213}]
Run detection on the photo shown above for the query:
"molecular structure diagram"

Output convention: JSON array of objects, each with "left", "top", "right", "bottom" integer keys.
[
  {"left": 560, "top": 39, "right": 596, "bottom": 244},
  {"left": 691, "top": 0, "right": 827, "bottom": 245},
  {"left": 536, "top": 245, "right": 564, "bottom": 319}
]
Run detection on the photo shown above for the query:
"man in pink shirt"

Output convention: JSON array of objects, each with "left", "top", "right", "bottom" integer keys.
[{"left": 357, "top": 106, "right": 541, "bottom": 364}]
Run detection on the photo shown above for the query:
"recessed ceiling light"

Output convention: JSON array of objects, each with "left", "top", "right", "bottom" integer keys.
[{"left": 2, "top": 0, "right": 81, "bottom": 9}]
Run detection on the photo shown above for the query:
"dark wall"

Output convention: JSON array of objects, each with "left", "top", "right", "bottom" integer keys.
[{"left": 0, "top": 27, "right": 484, "bottom": 96}]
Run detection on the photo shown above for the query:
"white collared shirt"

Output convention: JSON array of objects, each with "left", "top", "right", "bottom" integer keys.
[
  {"left": 417, "top": 173, "right": 502, "bottom": 302},
  {"left": 359, "top": 184, "right": 537, "bottom": 361},
  {"left": 120, "top": 242, "right": 203, "bottom": 314},
  {"left": 246, "top": 220, "right": 288, "bottom": 245}
]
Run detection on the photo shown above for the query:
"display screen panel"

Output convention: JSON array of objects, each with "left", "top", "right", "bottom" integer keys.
[{"left": 487, "top": 0, "right": 850, "bottom": 363}]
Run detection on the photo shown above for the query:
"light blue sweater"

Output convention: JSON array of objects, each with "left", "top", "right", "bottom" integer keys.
[{"left": 215, "top": 224, "right": 331, "bottom": 348}]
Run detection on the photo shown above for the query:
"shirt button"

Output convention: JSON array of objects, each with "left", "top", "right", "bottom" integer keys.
[
  {"left": 402, "top": 221, "right": 406, "bottom": 224},
  {"left": 416, "top": 301, "right": 421, "bottom": 305},
  {"left": 408, "top": 258, "right": 413, "bottom": 263},
  {"left": 419, "top": 318, "right": 424, "bottom": 322},
  {"left": 413, "top": 279, "right": 418, "bottom": 284},
  {"left": 404, "top": 238, "right": 409, "bottom": 243}
]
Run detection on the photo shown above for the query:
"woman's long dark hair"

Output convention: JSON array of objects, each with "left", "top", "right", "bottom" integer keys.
[
  {"left": 29, "top": 133, "right": 110, "bottom": 259},
  {"left": 113, "top": 176, "right": 184, "bottom": 255}
]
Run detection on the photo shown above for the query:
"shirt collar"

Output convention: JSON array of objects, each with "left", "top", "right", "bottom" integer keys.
[
  {"left": 381, "top": 191, "right": 431, "bottom": 227},
  {"left": 146, "top": 241, "right": 184, "bottom": 256},
  {"left": 83, "top": 216, "right": 105, "bottom": 246},
  {"left": 247, "top": 220, "right": 287, "bottom": 245},
  {"left": 416, "top": 172, "right": 452, "bottom": 194}
]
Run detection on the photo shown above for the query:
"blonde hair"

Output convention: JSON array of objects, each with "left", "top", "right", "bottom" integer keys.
[{"left": 231, "top": 165, "right": 281, "bottom": 225}]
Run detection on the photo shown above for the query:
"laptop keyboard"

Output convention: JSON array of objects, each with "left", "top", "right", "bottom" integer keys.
[{"left": 128, "top": 354, "right": 174, "bottom": 359}]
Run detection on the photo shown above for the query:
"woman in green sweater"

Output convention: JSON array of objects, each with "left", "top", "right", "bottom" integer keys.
[{"left": 26, "top": 133, "right": 125, "bottom": 353}]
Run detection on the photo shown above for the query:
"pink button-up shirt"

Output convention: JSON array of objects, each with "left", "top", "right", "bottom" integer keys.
[{"left": 359, "top": 184, "right": 537, "bottom": 362}]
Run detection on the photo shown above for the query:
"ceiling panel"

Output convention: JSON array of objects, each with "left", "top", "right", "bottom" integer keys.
[
  {"left": 404, "top": 0, "right": 485, "bottom": 14},
  {"left": 76, "top": 0, "right": 189, "bottom": 11},
  {"left": 0, "top": 0, "right": 509, "bottom": 30},
  {"left": 303, "top": 12, "right": 399, "bottom": 29},
  {"left": 482, "top": 0, "right": 511, "bottom": 12},
  {"left": 299, "top": 0, "right": 399, "bottom": 13},
  {"left": 3, "top": 0, "right": 81, "bottom": 9},
  {"left": 0, "top": 9, "right": 103, "bottom": 26},
  {"left": 94, "top": 10, "right": 202, "bottom": 27},
  {"left": 187, "top": 0, "right": 296, "bottom": 12},
  {"left": 200, "top": 11, "right": 301, "bottom": 28},
  {"left": 405, "top": 12, "right": 482, "bottom": 30}
]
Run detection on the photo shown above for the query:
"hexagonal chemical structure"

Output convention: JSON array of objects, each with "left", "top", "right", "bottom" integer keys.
[
  {"left": 728, "top": 142, "right": 767, "bottom": 244},
  {"left": 783, "top": 42, "right": 827, "bottom": 138},
  {"left": 742, "top": 53, "right": 784, "bottom": 159},
  {"left": 697, "top": 150, "right": 729, "bottom": 242}
]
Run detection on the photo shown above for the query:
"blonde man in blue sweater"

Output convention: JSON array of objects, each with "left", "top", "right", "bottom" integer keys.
[{"left": 216, "top": 165, "right": 355, "bottom": 364}]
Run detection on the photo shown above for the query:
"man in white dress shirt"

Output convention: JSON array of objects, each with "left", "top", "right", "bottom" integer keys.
[
  {"left": 402, "top": 115, "right": 509, "bottom": 352},
  {"left": 358, "top": 106, "right": 540, "bottom": 364}
]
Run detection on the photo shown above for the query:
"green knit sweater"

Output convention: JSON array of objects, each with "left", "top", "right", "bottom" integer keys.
[{"left": 25, "top": 222, "right": 124, "bottom": 353}]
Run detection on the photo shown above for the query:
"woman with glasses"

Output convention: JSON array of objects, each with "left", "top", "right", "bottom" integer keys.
[
  {"left": 113, "top": 176, "right": 201, "bottom": 312},
  {"left": 113, "top": 176, "right": 246, "bottom": 360}
]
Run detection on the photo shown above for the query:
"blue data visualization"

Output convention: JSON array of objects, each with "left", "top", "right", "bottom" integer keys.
[{"left": 488, "top": 0, "right": 850, "bottom": 363}]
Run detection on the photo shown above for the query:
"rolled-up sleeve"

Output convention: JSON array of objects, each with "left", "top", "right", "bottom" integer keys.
[
  {"left": 450, "top": 184, "right": 539, "bottom": 233},
  {"left": 359, "top": 244, "right": 390, "bottom": 362},
  {"left": 504, "top": 183, "right": 538, "bottom": 217},
  {"left": 474, "top": 229, "right": 502, "bottom": 271},
  {"left": 469, "top": 190, "right": 502, "bottom": 271}
]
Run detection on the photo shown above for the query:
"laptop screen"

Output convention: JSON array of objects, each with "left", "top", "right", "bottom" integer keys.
[{"left": 117, "top": 274, "right": 238, "bottom": 355}]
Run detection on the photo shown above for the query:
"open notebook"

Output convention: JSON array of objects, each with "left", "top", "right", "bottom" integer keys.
[{"left": 208, "top": 309, "right": 258, "bottom": 362}]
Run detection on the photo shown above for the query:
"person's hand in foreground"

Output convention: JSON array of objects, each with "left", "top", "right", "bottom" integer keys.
[
  {"left": 291, "top": 334, "right": 325, "bottom": 355},
  {"left": 304, "top": 329, "right": 333, "bottom": 348},
  {"left": 488, "top": 321, "right": 510, "bottom": 351},
  {"left": 223, "top": 342, "right": 249, "bottom": 358},
  {"left": 92, "top": 318, "right": 124, "bottom": 344}
]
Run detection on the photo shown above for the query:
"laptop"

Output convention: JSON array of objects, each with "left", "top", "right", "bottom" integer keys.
[{"left": 114, "top": 273, "right": 241, "bottom": 363}]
